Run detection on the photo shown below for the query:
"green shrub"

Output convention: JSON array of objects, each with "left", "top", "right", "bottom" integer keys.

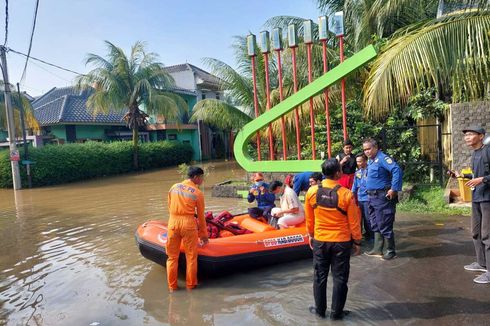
[{"left": 0, "top": 141, "right": 193, "bottom": 188}]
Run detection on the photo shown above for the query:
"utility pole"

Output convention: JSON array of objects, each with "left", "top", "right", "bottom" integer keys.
[{"left": 1, "top": 46, "right": 22, "bottom": 190}]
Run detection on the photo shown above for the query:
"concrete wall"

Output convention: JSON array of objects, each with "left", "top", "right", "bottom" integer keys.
[
  {"left": 450, "top": 101, "right": 490, "bottom": 171},
  {"left": 169, "top": 70, "right": 196, "bottom": 90}
]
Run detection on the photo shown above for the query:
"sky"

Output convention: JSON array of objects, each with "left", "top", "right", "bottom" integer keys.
[{"left": 2, "top": 0, "right": 322, "bottom": 96}]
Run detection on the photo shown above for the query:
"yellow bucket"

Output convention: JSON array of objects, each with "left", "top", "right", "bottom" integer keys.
[
  {"left": 457, "top": 178, "right": 472, "bottom": 202},
  {"left": 458, "top": 168, "right": 473, "bottom": 202}
]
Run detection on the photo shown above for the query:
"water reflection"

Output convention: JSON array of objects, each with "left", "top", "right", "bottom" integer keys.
[{"left": 0, "top": 161, "right": 253, "bottom": 324}]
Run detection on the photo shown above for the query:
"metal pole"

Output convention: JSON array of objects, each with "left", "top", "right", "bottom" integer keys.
[
  {"left": 306, "top": 42, "right": 316, "bottom": 160},
  {"left": 250, "top": 56, "right": 262, "bottom": 161},
  {"left": 437, "top": 121, "right": 444, "bottom": 188},
  {"left": 291, "top": 47, "right": 301, "bottom": 160},
  {"left": 275, "top": 49, "right": 287, "bottom": 160},
  {"left": 321, "top": 40, "right": 332, "bottom": 158},
  {"left": 263, "top": 52, "right": 274, "bottom": 160},
  {"left": 1, "top": 46, "right": 22, "bottom": 190},
  {"left": 339, "top": 35, "right": 348, "bottom": 141},
  {"left": 17, "top": 83, "right": 32, "bottom": 188}
]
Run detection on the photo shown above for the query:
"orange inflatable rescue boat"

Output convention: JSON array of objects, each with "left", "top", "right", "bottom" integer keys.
[{"left": 135, "top": 213, "right": 312, "bottom": 275}]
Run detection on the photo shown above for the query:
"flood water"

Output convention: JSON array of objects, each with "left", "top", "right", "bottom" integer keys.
[{"left": 1, "top": 160, "right": 489, "bottom": 325}]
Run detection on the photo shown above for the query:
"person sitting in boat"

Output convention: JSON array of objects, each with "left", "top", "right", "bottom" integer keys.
[
  {"left": 247, "top": 172, "right": 275, "bottom": 221},
  {"left": 270, "top": 175, "right": 305, "bottom": 229}
]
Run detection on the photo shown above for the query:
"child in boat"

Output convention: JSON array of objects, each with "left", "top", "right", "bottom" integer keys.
[
  {"left": 270, "top": 175, "right": 305, "bottom": 229},
  {"left": 247, "top": 173, "right": 275, "bottom": 221}
]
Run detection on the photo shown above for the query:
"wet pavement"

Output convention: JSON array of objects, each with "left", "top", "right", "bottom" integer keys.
[{"left": 0, "top": 161, "right": 489, "bottom": 325}]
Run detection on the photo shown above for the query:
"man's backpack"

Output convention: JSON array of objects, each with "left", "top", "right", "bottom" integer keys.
[{"left": 314, "top": 184, "right": 347, "bottom": 216}]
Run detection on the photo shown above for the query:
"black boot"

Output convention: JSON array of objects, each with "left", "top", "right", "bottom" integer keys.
[
  {"left": 382, "top": 236, "right": 396, "bottom": 260},
  {"left": 365, "top": 232, "right": 384, "bottom": 256}
]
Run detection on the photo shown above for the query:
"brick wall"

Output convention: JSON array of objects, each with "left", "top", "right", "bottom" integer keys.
[{"left": 450, "top": 101, "right": 490, "bottom": 171}]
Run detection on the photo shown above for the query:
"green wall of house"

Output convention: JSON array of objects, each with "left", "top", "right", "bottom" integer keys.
[
  {"left": 50, "top": 125, "right": 67, "bottom": 140},
  {"left": 182, "top": 94, "right": 197, "bottom": 112},
  {"left": 165, "top": 129, "right": 200, "bottom": 160},
  {"left": 76, "top": 125, "right": 109, "bottom": 140},
  {"left": 0, "top": 130, "right": 7, "bottom": 141}
]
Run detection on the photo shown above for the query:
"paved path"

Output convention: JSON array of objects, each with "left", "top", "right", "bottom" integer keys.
[{"left": 346, "top": 212, "right": 489, "bottom": 325}]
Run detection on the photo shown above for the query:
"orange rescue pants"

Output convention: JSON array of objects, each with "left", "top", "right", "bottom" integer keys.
[{"left": 166, "top": 215, "right": 199, "bottom": 290}]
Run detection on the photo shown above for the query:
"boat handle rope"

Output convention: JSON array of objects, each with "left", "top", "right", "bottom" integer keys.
[{"left": 206, "top": 233, "right": 311, "bottom": 245}]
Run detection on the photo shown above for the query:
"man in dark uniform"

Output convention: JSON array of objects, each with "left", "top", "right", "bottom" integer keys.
[
  {"left": 336, "top": 140, "right": 357, "bottom": 189},
  {"left": 363, "top": 138, "right": 403, "bottom": 260},
  {"left": 454, "top": 126, "right": 490, "bottom": 284}
]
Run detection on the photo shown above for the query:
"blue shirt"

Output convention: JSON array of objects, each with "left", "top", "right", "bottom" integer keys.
[
  {"left": 247, "top": 182, "right": 276, "bottom": 209},
  {"left": 293, "top": 172, "right": 313, "bottom": 195},
  {"left": 366, "top": 151, "right": 403, "bottom": 191},
  {"left": 352, "top": 167, "right": 368, "bottom": 202}
]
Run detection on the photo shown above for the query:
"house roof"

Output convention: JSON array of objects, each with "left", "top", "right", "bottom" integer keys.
[
  {"left": 165, "top": 63, "right": 222, "bottom": 89},
  {"left": 32, "top": 87, "right": 126, "bottom": 126}
]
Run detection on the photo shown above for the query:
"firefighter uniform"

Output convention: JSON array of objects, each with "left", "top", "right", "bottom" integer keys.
[
  {"left": 166, "top": 179, "right": 207, "bottom": 291},
  {"left": 305, "top": 179, "right": 362, "bottom": 319}
]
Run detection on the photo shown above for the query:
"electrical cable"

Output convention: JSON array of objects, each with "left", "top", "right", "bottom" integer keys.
[
  {"left": 8, "top": 47, "right": 84, "bottom": 76},
  {"left": 20, "top": 0, "right": 40, "bottom": 83}
]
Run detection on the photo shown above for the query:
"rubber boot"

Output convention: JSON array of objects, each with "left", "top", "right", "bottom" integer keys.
[
  {"left": 382, "top": 236, "right": 396, "bottom": 260},
  {"left": 364, "top": 232, "right": 384, "bottom": 256}
]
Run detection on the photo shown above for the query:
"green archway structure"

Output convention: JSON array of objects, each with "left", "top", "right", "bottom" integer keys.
[{"left": 233, "top": 45, "right": 377, "bottom": 172}]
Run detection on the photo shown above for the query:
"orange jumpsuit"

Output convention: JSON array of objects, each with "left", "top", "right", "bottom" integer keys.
[
  {"left": 304, "top": 179, "right": 362, "bottom": 242},
  {"left": 166, "top": 179, "right": 207, "bottom": 290}
]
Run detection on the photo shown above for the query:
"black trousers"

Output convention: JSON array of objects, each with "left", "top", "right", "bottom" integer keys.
[
  {"left": 471, "top": 201, "right": 490, "bottom": 268},
  {"left": 312, "top": 239, "right": 352, "bottom": 316}
]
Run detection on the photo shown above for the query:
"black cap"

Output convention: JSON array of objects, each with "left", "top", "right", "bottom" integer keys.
[{"left": 462, "top": 126, "right": 486, "bottom": 135}]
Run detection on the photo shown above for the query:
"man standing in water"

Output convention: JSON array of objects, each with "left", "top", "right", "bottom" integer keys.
[
  {"left": 166, "top": 166, "right": 209, "bottom": 292},
  {"left": 454, "top": 127, "right": 490, "bottom": 284},
  {"left": 305, "top": 159, "right": 361, "bottom": 320}
]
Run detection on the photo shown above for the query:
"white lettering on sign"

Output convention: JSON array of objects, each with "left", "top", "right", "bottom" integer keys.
[{"left": 263, "top": 234, "right": 305, "bottom": 247}]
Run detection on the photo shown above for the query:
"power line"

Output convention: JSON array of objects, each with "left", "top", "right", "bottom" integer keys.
[
  {"left": 3, "top": 0, "right": 8, "bottom": 45},
  {"left": 29, "top": 58, "right": 72, "bottom": 82},
  {"left": 8, "top": 47, "right": 84, "bottom": 76},
  {"left": 20, "top": 0, "right": 40, "bottom": 83}
]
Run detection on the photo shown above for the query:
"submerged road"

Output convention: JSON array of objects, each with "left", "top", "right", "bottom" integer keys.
[{"left": 0, "top": 161, "right": 488, "bottom": 325}]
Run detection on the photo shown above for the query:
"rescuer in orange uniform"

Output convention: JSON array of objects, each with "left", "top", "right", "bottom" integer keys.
[
  {"left": 305, "top": 159, "right": 362, "bottom": 320},
  {"left": 166, "top": 166, "right": 209, "bottom": 292}
]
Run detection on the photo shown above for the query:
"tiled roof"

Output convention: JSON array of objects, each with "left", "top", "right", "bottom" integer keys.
[
  {"left": 33, "top": 87, "right": 126, "bottom": 126},
  {"left": 165, "top": 63, "right": 222, "bottom": 88},
  {"left": 31, "top": 87, "right": 79, "bottom": 108}
]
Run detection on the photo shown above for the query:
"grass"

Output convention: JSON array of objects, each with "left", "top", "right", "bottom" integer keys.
[{"left": 399, "top": 185, "right": 471, "bottom": 216}]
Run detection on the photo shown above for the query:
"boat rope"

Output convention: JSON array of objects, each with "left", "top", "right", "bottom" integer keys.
[{"left": 207, "top": 233, "right": 311, "bottom": 245}]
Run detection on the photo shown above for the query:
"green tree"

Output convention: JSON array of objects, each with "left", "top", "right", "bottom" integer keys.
[
  {"left": 314, "top": 0, "right": 490, "bottom": 118},
  {"left": 0, "top": 82, "right": 39, "bottom": 135},
  {"left": 76, "top": 41, "right": 187, "bottom": 168}
]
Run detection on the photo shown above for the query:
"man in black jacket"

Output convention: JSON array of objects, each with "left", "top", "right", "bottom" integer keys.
[{"left": 456, "top": 126, "right": 490, "bottom": 284}]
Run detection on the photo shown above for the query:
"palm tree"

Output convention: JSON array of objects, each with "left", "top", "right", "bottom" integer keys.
[
  {"left": 0, "top": 82, "right": 39, "bottom": 136},
  {"left": 76, "top": 41, "right": 187, "bottom": 169},
  {"left": 314, "top": 0, "right": 490, "bottom": 118}
]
